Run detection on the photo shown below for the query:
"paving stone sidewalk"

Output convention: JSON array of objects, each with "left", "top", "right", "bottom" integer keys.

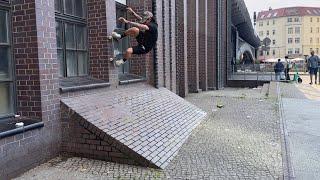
[
  {"left": 16, "top": 88, "right": 283, "bottom": 180},
  {"left": 279, "top": 78, "right": 320, "bottom": 179}
]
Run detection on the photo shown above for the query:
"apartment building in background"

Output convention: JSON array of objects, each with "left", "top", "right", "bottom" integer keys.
[{"left": 256, "top": 7, "right": 320, "bottom": 60}]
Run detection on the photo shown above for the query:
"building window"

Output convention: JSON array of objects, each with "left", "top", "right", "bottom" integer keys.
[
  {"left": 317, "top": 27, "right": 319, "bottom": 33},
  {"left": 295, "top": 48, "right": 300, "bottom": 54},
  {"left": 266, "top": 51, "right": 269, "bottom": 55},
  {"left": 310, "top": 17, "right": 312, "bottom": 22},
  {"left": 259, "top": 31, "right": 264, "bottom": 37},
  {"left": 288, "top": 49, "right": 293, "bottom": 55},
  {"left": 273, "top": 20, "right": 275, "bottom": 25},
  {"left": 0, "top": 7, "right": 14, "bottom": 119},
  {"left": 311, "top": 27, "right": 313, "bottom": 33},
  {"left": 272, "top": 40, "right": 276, "bottom": 45},
  {"left": 317, "top": 38, "right": 320, "bottom": 44},
  {"left": 318, "top": 18, "right": 320, "bottom": 22},
  {"left": 288, "top": 38, "right": 293, "bottom": 44},
  {"left": 310, "top": 38, "right": 313, "bottom": 44},
  {"left": 295, "top": 27, "right": 300, "bottom": 34},
  {"left": 272, "top": 30, "right": 275, "bottom": 35},
  {"left": 294, "top": 17, "right": 299, "bottom": 22},
  {"left": 287, "top": 18, "right": 292, "bottom": 22},
  {"left": 115, "top": 1, "right": 130, "bottom": 75},
  {"left": 55, "top": 0, "right": 88, "bottom": 77},
  {"left": 260, "top": 50, "right": 263, "bottom": 56},
  {"left": 288, "top": 27, "right": 293, "bottom": 34},
  {"left": 267, "top": 30, "right": 269, "bottom": 36},
  {"left": 316, "top": 48, "right": 319, "bottom": 54},
  {"left": 272, "top": 50, "right": 275, "bottom": 55},
  {"left": 295, "top": 38, "right": 300, "bottom": 44},
  {"left": 259, "top": 22, "right": 263, "bottom": 27},
  {"left": 267, "top": 21, "right": 269, "bottom": 25}
]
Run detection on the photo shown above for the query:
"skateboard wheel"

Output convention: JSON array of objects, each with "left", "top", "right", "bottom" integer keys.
[{"left": 107, "top": 36, "right": 113, "bottom": 40}]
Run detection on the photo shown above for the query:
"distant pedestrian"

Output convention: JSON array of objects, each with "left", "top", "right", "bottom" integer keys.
[
  {"left": 274, "top": 59, "right": 284, "bottom": 81},
  {"left": 307, "top": 50, "right": 319, "bottom": 85},
  {"left": 285, "top": 56, "right": 292, "bottom": 80}
]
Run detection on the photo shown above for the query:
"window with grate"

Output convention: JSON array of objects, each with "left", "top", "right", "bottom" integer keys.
[
  {"left": 55, "top": 0, "right": 88, "bottom": 77},
  {"left": 0, "top": 3, "right": 15, "bottom": 119}
]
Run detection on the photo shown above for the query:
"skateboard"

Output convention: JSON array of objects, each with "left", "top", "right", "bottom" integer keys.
[{"left": 107, "top": 28, "right": 126, "bottom": 66}]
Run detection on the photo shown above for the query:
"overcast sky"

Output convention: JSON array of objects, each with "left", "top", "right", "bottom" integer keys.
[{"left": 244, "top": 0, "right": 320, "bottom": 21}]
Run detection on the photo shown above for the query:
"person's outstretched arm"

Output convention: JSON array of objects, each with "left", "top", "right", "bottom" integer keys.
[
  {"left": 127, "top": 7, "right": 142, "bottom": 21},
  {"left": 119, "top": 17, "right": 149, "bottom": 31}
]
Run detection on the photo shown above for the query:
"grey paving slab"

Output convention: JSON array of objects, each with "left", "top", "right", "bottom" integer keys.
[{"left": 282, "top": 98, "right": 320, "bottom": 179}]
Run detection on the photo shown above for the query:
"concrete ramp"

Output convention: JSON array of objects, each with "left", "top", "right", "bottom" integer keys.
[{"left": 61, "top": 84, "right": 206, "bottom": 169}]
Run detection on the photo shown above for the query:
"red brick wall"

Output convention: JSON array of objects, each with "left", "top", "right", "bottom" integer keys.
[
  {"left": 207, "top": 0, "right": 217, "bottom": 89},
  {"left": 175, "top": 0, "right": 188, "bottom": 97},
  {"left": 13, "top": 0, "right": 42, "bottom": 118},
  {"left": 61, "top": 106, "right": 137, "bottom": 165},
  {"left": 1, "top": 0, "right": 61, "bottom": 178},
  {"left": 187, "top": 0, "right": 199, "bottom": 92},
  {"left": 88, "top": 0, "right": 110, "bottom": 81},
  {"left": 199, "top": 0, "right": 208, "bottom": 91}
]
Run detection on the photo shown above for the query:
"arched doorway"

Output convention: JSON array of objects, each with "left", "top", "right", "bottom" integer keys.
[{"left": 241, "top": 50, "right": 254, "bottom": 64}]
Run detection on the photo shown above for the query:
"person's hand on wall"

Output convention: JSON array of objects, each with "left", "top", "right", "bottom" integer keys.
[
  {"left": 127, "top": 7, "right": 134, "bottom": 14},
  {"left": 119, "top": 17, "right": 128, "bottom": 24}
]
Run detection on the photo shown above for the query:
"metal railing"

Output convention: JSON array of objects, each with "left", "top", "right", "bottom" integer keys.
[
  {"left": 229, "top": 62, "right": 312, "bottom": 82},
  {"left": 229, "top": 64, "right": 276, "bottom": 81}
]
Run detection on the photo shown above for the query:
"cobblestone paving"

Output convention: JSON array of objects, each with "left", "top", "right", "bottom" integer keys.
[
  {"left": 165, "top": 90, "right": 283, "bottom": 179},
  {"left": 16, "top": 88, "right": 283, "bottom": 180}
]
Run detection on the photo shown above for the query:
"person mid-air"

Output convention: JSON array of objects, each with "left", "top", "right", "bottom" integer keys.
[{"left": 111, "top": 8, "right": 158, "bottom": 66}]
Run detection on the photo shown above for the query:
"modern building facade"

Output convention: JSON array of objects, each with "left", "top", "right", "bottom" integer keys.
[
  {"left": 256, "top": 7, "right": 320, "bottom": 60},
  {"left": 0, "top": 0, "right": 256, "bottom": 178}
]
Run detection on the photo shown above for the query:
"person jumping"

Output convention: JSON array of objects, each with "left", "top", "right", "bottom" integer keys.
[{"left": 111, "top": 8, "right": 158, "bottom": 66}]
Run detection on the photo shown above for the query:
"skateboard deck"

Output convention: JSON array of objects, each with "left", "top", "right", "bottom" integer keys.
[{"left": 108, "top": 28, "right": 126, "bottom": 66}]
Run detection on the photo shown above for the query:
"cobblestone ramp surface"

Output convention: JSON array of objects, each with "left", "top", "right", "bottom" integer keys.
[{"left": 61, "top": 85, "right": 207, "bottom": 169}]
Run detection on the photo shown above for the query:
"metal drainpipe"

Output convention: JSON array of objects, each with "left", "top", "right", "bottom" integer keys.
[{"left": 152, "top": 0, "right": 159, "bottom": 88}]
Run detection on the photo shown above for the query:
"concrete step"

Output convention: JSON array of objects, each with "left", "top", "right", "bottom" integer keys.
[
  {"left": 261, "top": 83, "right": 270, "bottom": 96},
  {"left": 61, "top": 84, "right": 206, "bottom": 169},
  {"left": 268, "top": 82, "right": 278, "bottom": 98}
]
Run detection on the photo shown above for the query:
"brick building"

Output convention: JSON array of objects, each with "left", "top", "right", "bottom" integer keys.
[{"left": 0, "top": 0, "right": 234, "bottom": 178}]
